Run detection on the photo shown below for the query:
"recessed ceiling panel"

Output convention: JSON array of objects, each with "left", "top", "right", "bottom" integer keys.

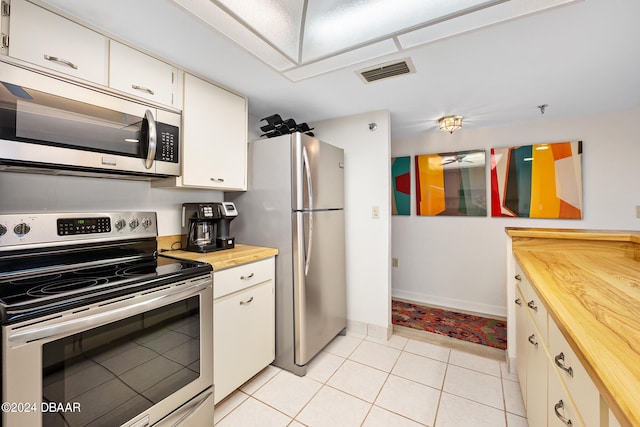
[
  {"left": 301, "top": 0, "right": 499, "bottom": 62},
  {"left": 215, "top": 0, "right": 304, "bottom": 61}
]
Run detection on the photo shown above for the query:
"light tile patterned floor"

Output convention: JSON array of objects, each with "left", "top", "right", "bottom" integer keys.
[{"left": 213, "top": 333, "right": 528, "bottom": 427}]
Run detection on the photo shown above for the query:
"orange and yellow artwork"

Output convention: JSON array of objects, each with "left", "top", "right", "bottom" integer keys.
[
  {"left": 490, "top": 141, "right": 583, "bottom": 218},
  {"left": 415, "top": 150, "right": 486, "bottom": 216}
]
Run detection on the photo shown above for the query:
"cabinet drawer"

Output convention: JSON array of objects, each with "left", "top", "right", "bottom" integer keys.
[
  {"left": 548, "top": 365, "right": 582, "bottom": 427},
  {"left": 214, "top": 258, "right": 274, "bottom": 299},
  {"left": 549, "top": 318, "right": 600, "bottom": 427}
]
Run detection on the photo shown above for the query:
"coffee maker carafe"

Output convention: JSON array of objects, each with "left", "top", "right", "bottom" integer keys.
[{"left": 181, "top": 202, "right": 237, "bottom": 253}]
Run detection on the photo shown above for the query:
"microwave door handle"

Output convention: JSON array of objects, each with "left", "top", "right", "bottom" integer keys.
[{"left": 144, "top": 109, "right": 157, "bottom": 169}]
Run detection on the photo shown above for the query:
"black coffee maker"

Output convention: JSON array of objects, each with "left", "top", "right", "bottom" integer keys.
[{"left": 181, "top": 202, "right": 238, "bottom": 253}]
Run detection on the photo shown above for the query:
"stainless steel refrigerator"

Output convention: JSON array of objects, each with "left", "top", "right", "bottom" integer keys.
[{"left": 227, "top": 132, "right": 346, "bottom": 376}]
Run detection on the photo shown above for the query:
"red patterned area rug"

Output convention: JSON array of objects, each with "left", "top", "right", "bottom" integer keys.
[{"left": 392, "top": 300, "right": 507, "bottom": 350}]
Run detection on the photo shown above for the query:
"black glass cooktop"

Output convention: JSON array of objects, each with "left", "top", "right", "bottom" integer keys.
[{"left": 0, "top": 239, "right": 211, "bottom": 325}]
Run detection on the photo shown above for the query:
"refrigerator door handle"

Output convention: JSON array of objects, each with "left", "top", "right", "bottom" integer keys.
[
  {"left": 302, "top": 146, "right": 314, "bottom": 209},
  {"left": 305, "top": 211, "right": 313, "bottom": 276},
  {"left": 302, "top": 146, "right": 314, "bottom": 275}
]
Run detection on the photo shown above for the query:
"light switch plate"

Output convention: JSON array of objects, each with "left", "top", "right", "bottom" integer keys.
[
  {"left": 372, "top": 206, "right": 380, "bottom": 219},
  {"left": 636, "top": 206, "right": 640, "bottom": 218}
]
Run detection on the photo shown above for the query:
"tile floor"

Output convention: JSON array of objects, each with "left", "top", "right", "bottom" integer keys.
[{"left": 213, "top": 332, "right": 528, "bottom": 427}]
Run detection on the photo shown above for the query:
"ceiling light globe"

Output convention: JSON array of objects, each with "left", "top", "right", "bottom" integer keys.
[{"left": 438, "top": 115, "right": 463, "bottom": 134}]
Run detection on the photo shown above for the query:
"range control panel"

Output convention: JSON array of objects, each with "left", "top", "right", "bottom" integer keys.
[
  {"left": 57, "top": 217, "right": 112, "bottom": 235},
  {"left": 0, "top": 212, "right": 158, "bottom": 249}
]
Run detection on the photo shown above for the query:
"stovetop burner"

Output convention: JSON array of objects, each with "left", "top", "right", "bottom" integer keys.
[
  {"left": 0, "top": 211, "right": 213, "bottom": 325},
  {"left": 2, "top": 257, "right": 176, "bottom": 304},
  {"left": 0, "top": 254, "right": 210, "bottom": 324}
]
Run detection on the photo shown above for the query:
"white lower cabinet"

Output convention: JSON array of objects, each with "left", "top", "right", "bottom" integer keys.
[
  {"left": 213, "top": 258, "right": 275, "bottom": 404},
  {"left": 514, "top": 260, "right": 603, "bottom": 427},
  {"left": 525, "top": 310, "right": 549, "bottom": 427}
]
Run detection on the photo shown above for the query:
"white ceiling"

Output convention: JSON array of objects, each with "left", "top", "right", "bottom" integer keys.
[{"left": 36, "top": 0, "right": 640, "bottom": 140}]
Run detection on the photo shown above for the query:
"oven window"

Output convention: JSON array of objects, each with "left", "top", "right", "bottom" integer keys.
[{"left": 41, "top": 296, "right": 200, "bottom": 427}]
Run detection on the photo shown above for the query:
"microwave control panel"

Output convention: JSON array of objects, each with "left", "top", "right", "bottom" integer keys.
[{"left": 156, "top": 123, "right": 179, "bottom": 163}]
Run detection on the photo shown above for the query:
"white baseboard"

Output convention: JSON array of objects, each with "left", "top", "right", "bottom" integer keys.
[
  {"left": 347, "top": 319, "right": 392, "bottom": 341},
  {"left": 392, "top": 289, "right": 506, "bottom": 318}
]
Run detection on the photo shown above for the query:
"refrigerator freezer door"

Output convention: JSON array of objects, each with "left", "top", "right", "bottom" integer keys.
[
  {"left": 293, "top": 209, "right": 346, "bottom": 366},
  {"left": 293, "top": 133, "right": 345, "bottom": 211}
]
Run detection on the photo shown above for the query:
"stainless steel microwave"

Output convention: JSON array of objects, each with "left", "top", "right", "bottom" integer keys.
[{"left": 0, "top": 58, "right": 181, "bottom": 179}]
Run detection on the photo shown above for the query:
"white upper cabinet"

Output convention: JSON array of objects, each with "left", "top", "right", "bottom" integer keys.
[
  {"left": 155, "top": 73, "right": 247, "bottom": 191},
  {"left": 7, "top": 0, "right": 108, "bottom": 84},
  {"left": 182, "top": 73, "right": 247, "bottom": 190},
  {"left": 108, "top": 41, "right": 179, "bottom": 108}
]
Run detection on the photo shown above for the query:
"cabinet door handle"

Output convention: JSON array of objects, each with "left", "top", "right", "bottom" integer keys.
[
  {"left": 240, "top": 273, "right": 254, "bottom": 280},
  {"left": 132, "top": 84, "right": 155, "bottom": 95},
  {"left": 528, "top": 334, "right": 538, "bottom": 348},
  {"left": 527, "top": 300, "right": 538, "bottom": 312},
  {"left": 554, "top": 352, "right": 574, "bottom": 377},
  {"left": 554, "top": 400, "right": 573, "bottom": 425},
  {"left": 44, "top": 54, "right": 78, "bottom": 70},
  {"left": 515, "top": 298, "right": 522, "bottom": 306},
  {"left": 239, "top": 296, "right": 254, "bottom": 305},
  {"left": 514, "top": 274, "right": 521, "bottom": 281},
  {"left": 210, "top": 177, "right": 225, "bottom": 182}
]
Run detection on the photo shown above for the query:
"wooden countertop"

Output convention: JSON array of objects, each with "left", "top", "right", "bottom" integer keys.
[
  {"left": 157, "top": 235, "right": 278, "bottom": 271},
  {"left": 507, "top": 228, "right": 640, "bottom": 427}
]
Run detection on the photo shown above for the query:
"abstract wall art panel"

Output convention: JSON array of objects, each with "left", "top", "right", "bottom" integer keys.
[
  {"left": 490, "top": 141, "right": 583, "bottom": 218},
  {"left": 415, "top": 150, "right": 487, "bottom": 216},
  {"left": 391, "top": 156, "right": 411, "bottom": 215}
]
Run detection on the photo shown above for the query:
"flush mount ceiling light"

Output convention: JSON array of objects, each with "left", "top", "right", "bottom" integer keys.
[{"left": 439, "top": 116, "right": 463, "bottom": 134}]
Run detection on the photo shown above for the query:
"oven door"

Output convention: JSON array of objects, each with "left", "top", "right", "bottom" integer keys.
[{"left": 2, "top": 275, "right": 213, "bottom": 427}]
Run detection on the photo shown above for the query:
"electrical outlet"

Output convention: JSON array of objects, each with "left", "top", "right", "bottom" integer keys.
[
  {"left": 372, "top": 205, "right": 380, "bottom": 219},
  {"left": 392, "top": 257, "right": 399, "bottom": 267},
  {"left": 636, "top": 206, "right": 640, "bottom": 218}
]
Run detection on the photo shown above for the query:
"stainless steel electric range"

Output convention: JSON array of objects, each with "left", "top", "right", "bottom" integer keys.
[{"left": 0, "top": 212, "right": 214, "bottom": 427}]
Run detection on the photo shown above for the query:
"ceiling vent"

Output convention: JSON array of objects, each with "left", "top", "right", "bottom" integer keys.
[{"left": 358, "top": 58, "right": 415, "bottom": 83}]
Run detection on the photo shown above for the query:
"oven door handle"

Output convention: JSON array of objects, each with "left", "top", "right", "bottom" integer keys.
[
  {"left": 171, "top": 389, "right": 213, "bottom": 427},
  {"left": 8, "top": 280, "right": 211, "bottom": 344}
]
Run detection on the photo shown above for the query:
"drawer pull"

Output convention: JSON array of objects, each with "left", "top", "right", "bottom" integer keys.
[
  {"left": 240, "top": 273, "right": 255, "bottom": 280},
  {"left": 44, "top": 54, "right": 78, "bottom": 70},
  {"left": 515, "top": 298, "right": 522, "bottom": 306},
  {"left": 528, "top": 334, "right": 538, "bottom": 348},
  {"left": 553, "top": 400, "right": 573, "bottom": 425},
  {"left": 210, "top": 177, "right": 225, "bottom": 182},
  {"left": 132, "top": 84, "right": 155, "bottom": 95},
  {"left": 554, "top": 352, "right": 574, "bottom": 377},
  {"left": 514, "top": 274, "right": 521, "bottom": 281},
  {"left": 239, "top": 296, "right": 254, "bottom": 305},
  {"left": 527, "top": 300, "right": 538, "bottom": 312}
]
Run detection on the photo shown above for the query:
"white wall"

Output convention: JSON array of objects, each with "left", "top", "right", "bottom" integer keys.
[
  {"left": 391, "top": 106, "right": 640, "bottom": 317},
  {"left": 313, "top": 110, "right": 392, "bottom": 338},
  {"left": 0, "top": 173, "right": 223, "bottom": 236}
]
